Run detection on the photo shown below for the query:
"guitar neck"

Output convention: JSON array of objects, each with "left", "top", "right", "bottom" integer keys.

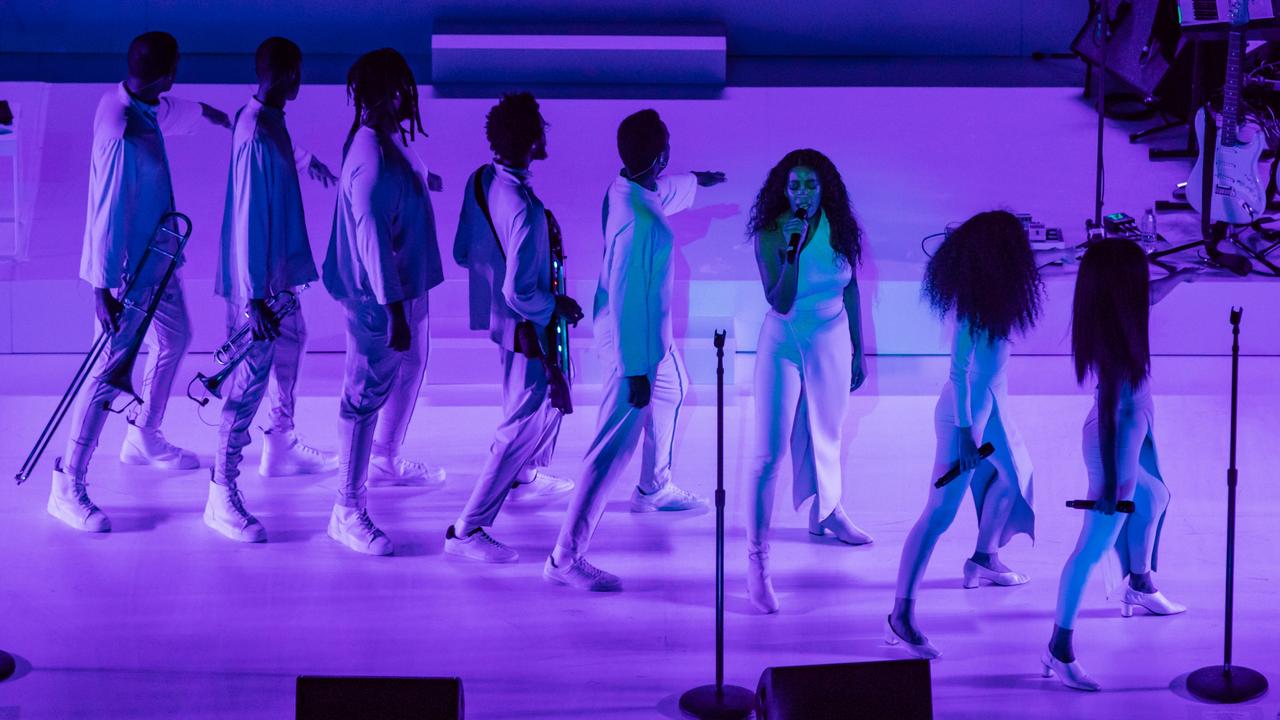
[{"left": 1221, "top": 26, "right": 1246, "bottom": 145}]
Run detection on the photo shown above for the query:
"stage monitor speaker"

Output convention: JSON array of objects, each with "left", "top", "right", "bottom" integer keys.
[
  {"left": 296, "top": 675, "right": 463, "bottom": 720},
  {"left": 756, "top": 659, "right": 932, "bottom": 720}
]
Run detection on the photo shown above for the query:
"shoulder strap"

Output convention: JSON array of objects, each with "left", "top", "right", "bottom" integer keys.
[{"left": 472, "top": 163, "right": 506, "bottom": 261}]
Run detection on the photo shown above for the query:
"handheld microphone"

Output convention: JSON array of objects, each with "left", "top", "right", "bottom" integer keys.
[
  {"left": 934, "top": 442, "right": 996, "bottom": 488},
  {"left": 1066, "top": 499, "right": 1136, "bottom": 513},
  {"left": 787, "top": 207, "right": 809, "bottom": 263}
]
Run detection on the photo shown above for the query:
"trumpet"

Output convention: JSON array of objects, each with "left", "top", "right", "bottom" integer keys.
[
  {"left": 16, "top": 212, "right": 192, "bottom": 484},
  {"left": 186, "top": 286, "right": 304, "bottom": 407}
]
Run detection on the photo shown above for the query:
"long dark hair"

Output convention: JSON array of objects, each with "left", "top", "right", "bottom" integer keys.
[
  {"left": 345, "top": 48, "right": 424, "bottom": 150},
  {"left": 1071, "top": 239, "right": 1151, "bottom": 387},
  {"left": 923, "top": 210, "right": 1043, "bottom": 341},
  {"left": 748, "top": 149, "right": 862, "bottom": 267}
]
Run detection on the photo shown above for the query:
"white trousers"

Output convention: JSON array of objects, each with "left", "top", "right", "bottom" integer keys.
[
  {"left": 335, "top": 296, "right": 430, "bottom": 508},
  {"left": 747, "top": 308, "right": 851, "bottom": 551},
  {"left": 214, "top": 296, "right": 306, "bottom": 485},
  {"left": 554, "top": 347, "right": 686, "bottom": 559},
  {"left": 455, "top": 347, "right": 563, "bottom": 532},
  {"left": 63, "top": 276, "right": 192, "bottom": 477}
]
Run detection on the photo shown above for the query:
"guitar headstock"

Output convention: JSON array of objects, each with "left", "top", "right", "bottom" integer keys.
[{"left": 1228, "top": 0, "right": 1252, "bottom": 26}]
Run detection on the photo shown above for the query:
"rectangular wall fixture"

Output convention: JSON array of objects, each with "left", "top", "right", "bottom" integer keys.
[{"left": 431, "top": 32, "right": 726, "bottom": 86}]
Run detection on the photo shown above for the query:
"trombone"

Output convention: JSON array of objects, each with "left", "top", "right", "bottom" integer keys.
[
  {"left": 186, "top": 286, "right": 304, "bottom": 407},
  {"left": 15, "top": 212, "right": 192, "bottom": 484}
]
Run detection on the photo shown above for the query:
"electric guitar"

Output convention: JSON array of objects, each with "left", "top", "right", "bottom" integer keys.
[{"left": 1187, "top": 0, "right": 1266, "bottom": 224}]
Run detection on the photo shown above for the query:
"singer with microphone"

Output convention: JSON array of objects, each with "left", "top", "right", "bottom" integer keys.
[
  {"left": 1043, "top": 240, "right": 1188, "bottom": 692},
  {"left": 887, "top": 211, "right": 1043, "bottom": 659},
  {"left": 743, "top": 149, "right": 870, "bottom": 614}
]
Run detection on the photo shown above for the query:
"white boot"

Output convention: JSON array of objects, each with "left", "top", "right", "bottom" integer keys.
[
  {"left": 48, "top": 460, "right": 110, "bottom": 532},
  {"left": 203, "top": 478, "right": 267, "bottom": 543},
  {"left": 747, "top": 549, "right": 780, "bottom": 614},
  {"left": 120, "top": 424, "right": 199, "bottom": 470},
  {"left": 327, "top": 504, "right": 393, "bottom": 556},
  {"left": 259, "top": 430, "right": 338, "bottom": 477},
  {"left": 368, "top": 453, "right": 445, "bottom": 488},
  {"left": 809, "top": 502, "right": 874, "bottom": 545}
]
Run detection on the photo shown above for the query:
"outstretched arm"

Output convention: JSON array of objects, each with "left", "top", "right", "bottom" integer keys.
[{"left": 1149, "top": 266, "right": 1199, "bottom": 305}]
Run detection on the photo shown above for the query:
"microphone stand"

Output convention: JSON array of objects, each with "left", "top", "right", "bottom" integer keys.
[
  {"left": 679, "top": 330, "right": 755, "bottom": 720},
  {"left": 1085, "top": 1, "right": 1110, "bottom": 245},
  {"left": 1184, "top": 307, "right": 1268, "bottom": 703}
]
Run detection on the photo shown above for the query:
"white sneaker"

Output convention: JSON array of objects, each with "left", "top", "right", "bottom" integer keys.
[
  {"left": 258, "top": 431, "right": 338, "bottom": 477},
  {"left": 120, "top": 425, "right": 199, "bottom": 470},
  {"left": 368, "top": 454, "right": 445, "bottom": 489},
  {"left": 630, "top": 482, "right": 706, "bottom": 513},
  {"left": 327, "top": 505, "right": 393, "bottom": 556},
  {"left": 48, "top": 461, "right": 110, "bottom": 532},
  {"left": 508, "top": 469, "right": 574, "bottom": 505},
  {"left": 203, "top": 481, "right": 267, "bottom": 543},
  {"left": 543, "top": 555, "right": 622, "bottom": 591},
  {"left": 444, "top": 525, "right": 519, "bottom": 563}
]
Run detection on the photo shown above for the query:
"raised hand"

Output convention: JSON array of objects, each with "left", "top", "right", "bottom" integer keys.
[
  {"left": 199, "top": 103, "right": 233, "bottom": 129},
  {"left": 308, "top": 156, "right": 338, "bottom": 188},
  {"left": 693, "top": 171, "right": 726, "bottom": 187}
]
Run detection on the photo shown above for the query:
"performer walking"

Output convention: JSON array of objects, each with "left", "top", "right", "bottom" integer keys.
[
  {"left": 886, "top": 210, "right": 1043, "bottom": 653},
  {"left": 446, "top": 92, "right": 581, "bottom": 563},
  {"left": 744, "top": 149, "right": 872, "bottom": 614},
  {"left": 545, "top": 109, "right": 725, "bottom": 591},
  {"left": 1043, "top": 240, "right": 1193, "bottom": 691},
  {"left": 49, "top": 31, "right": 231, "bottom": 532},
  {"left": 205, "top": 37, "right": 340, "bottom": 543},
  {"left": 322, "top": 48, "right": 444, "bottom": 555}
]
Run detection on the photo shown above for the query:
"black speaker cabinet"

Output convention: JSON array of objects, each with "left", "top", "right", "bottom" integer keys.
[
  {"left": 756, "top": 659, "right": 932, "bottom": 720},
  {"left": 296, "top": 675, "right": 463, "bottom": 720}
]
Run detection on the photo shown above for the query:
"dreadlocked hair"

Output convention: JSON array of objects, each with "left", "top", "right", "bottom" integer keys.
[{"left": 345, "top": 48, "right": 424, "bottom": 150}]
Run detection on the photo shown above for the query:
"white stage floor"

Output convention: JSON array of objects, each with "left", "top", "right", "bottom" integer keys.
[{"left": 1, "top": 357, "right": 1277, "bottom": 719}]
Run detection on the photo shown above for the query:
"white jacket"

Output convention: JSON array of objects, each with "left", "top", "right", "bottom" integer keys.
[
  {"left": 593, "top": 172, "right": 698, "bottom": 377},
  {"left": 80, "top": 83, "right": 205, "bottom": 289},
  {"left": 216, "top": 96, "right": 320, "bottom": 302}
]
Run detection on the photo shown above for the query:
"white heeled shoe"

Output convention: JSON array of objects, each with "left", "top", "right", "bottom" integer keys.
[
  {"left": 962, "top": 559, "right": 1030, "bottom": 589},
  {"left": 884, "top": 616, "right": 941, "bottom": 660},
  {"left": 1040, "top": 649, "right": 1100, "bottom": 691},
  {"left": 747, "top": 550, "right": 779, "bottom": 614},
  {"left": 1120, "top": 587, "right": 1187, "bottom": 617},
  {"left": 808, "top": 504, "right": 873, "bottom": 546}
]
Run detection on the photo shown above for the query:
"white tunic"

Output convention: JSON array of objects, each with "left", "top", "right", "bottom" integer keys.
[
  {"left": 323, "top": 126, "right": 444, "bottom": 305},
  {"left": 490, "top": 163, "right": 556, "bottom": 328},
  {"left": 934, "top": 324, "right": 1036, "bottom": 545},
  {"left": 593, "top": 172, "right": 698, "bottom": 378},
  {"left": 216, "top": 96, "right": 319, "bottom": 302},
  {"left": 80, "top": 83, "right": 205, "bottom": 289}
]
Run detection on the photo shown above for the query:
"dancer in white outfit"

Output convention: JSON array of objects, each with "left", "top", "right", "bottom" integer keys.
[
  {"left": 322, "top": 49, "right": 445, "bottom": 555},
  {"left": 887, "top": 211, "right": 1044, "bottom": 656},
  {"left": 743, "top": 149, "right": 872, "bottom": 614},
  {"left": 446, "top": 92, "right": 582, "bottom": 563},
  {"left": 205, "top": 37, "right": 340, "bottom": 543},
  {"left": 545, "top": 109, "right": 725, "bottom": 591},
  {"left": 1043, "top": 240, "right": 1195, "bottom": 691},
  {"left": 49, "top": 31, "right": 231, "bottom": 533}
]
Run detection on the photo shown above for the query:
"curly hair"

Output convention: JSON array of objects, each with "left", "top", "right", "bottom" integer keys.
[
  {"left": 485, "top": 92, "right": 545, "bottom": 162},
  {"left": 345, "top": 48, "right": 424, "bottom": 149},
  {"left": 747, "top": 149, "right": 862, "bottom": 267},
  {"left": 923, "top": 210, "right": 1043, "bottom": 341},
  {"left": 1071, "top": 239, "right": 1150, "bottom": 387}
]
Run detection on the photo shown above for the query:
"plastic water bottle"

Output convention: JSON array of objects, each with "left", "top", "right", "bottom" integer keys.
[{"left": 1140, "top": 208, "right": 1158, "bottom": 251}]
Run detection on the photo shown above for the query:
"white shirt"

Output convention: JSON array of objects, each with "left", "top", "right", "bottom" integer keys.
[
  {"left": 323, "top": 126, "right": 444, "bottom": 305},
  {"left": 216, "top": 96, "right": 319, "bottom": 302},
  {"left": 490, "top": 162, "right": 556, "bottom": 328},
  {"left": 80, "top": 83, "right": 205, "bottom": 289},
  {"left": 593, "top": 172, "right": 698, "bottom": 377}
]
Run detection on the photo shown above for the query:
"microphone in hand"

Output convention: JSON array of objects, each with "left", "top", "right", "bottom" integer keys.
[{"left": 786, "top": 207, "right": 809, "bottom": 263}]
